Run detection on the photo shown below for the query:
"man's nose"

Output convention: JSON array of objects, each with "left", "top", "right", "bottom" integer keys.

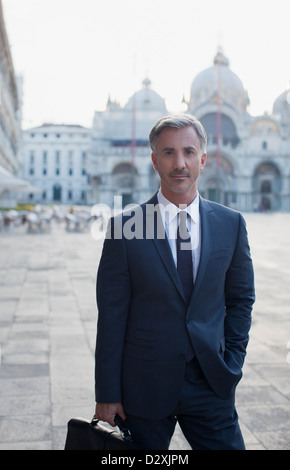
[{"left": 174, "top": 152, "right": 186, "bottom": 170}]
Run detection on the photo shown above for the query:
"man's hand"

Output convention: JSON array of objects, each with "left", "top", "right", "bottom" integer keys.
[{"left": 94, "top": 402, "right": 126, "bottom": 427}]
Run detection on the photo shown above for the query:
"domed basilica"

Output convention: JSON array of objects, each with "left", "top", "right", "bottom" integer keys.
[{"left": 88, "top": 50, "right": 290, "bottom": 211}]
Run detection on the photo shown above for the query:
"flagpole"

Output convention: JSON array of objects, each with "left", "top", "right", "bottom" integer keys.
[
  {"left": 216, "top": 55, "right": 222, "bottom": 169},
  {"left": 131, "top": 56, "right": 136, "bottom": 168}
]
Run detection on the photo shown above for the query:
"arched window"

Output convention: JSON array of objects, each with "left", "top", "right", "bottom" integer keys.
[
  {"left": 112, "top": 163, "right": 137, "bottom": 190},
  {"left": 200, "top": 113, "right": 240, "bottom": 148},
  {"left": 253, "top": 163, "right": 282, "bottom": 211}
]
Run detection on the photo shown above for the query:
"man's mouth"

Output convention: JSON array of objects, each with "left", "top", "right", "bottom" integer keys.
[{"left": 170, "top": 172, "right": 189, "bottom": 179}]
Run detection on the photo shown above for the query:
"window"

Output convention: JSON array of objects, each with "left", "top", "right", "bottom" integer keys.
[
  {"left": 68, "top": 150, "right": 74, "bottom": 176},
  {"left": 29, "top": 151, "right": 35, "bottom": 165},
  {"left": 200, "top": 112, "right": 240, "bottom": 148},
  {"left": 82, "top": 152, "right": 86, "bottom": 175},
  {"left": 261, "top": 180, "right": 272, "bottom": 193},
  {"left": 43, "top": 151, "right": 47, "bottom": 165},
  {"left": 68, "top": 190, "right": 72, "bottom": 200},
  {"left": 53, "top": 184, "right": 62, "bottom": 201},
  {"left": 55, "top": 151, "right": 60, "bottom": 175},
  {"left": 43, "top": 168, "right": 47, "bottom": 175},
  {"left": 29, "top": 151, "right": 34, "bottom": 175},
  {"left": 262, "top": 141, "right": 268, "bottom": 150},
  {"left": 55, "top": 151, "right": 60, "bottom": 165}
]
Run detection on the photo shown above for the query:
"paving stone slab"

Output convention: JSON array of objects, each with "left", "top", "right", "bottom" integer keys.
[{"left": 0, "top": 415, "right": 51, "bottom": 443}]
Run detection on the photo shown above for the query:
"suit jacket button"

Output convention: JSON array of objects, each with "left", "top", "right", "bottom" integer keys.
[{"left": 178, "top": 354, "right": 185, "bottom": 361}]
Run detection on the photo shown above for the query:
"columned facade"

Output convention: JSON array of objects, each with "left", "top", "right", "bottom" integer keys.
[{"left": 88, "top": 51, "right": 290, "bottom": 211}]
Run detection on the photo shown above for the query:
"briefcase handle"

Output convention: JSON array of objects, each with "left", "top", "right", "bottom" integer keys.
[{"left": 91, "top": 415, "right": 134, "bottom": 442}]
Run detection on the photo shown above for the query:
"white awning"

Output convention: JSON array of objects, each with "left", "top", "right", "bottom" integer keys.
[
  {"left": 0, "top": 165, "right": 41, "bottom": 194},
  {"left": 18, "top": 184, "right": 43, "bottom": 194}
]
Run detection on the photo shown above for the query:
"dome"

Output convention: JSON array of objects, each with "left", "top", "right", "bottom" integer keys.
[
  {"left": 273, "top": 89, "right": 290, "bottom": 118},
  {"left": 189, "top": 50, "right": 250, "bottom": 113},
  {"left": 125, "top": 78, "right": 167, "bottom": 113}
]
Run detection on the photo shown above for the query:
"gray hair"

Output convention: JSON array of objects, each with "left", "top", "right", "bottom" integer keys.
[{"left": 149, "top": 114, "right": 207, "bottom": 155}]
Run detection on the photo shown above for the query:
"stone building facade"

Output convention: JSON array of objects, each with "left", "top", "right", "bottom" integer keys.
[
  {"left": 22, "top": 124, "right": 91, "bottom": 205},
  {"left": 0, "top": 0, "right": 23, "bottom": 207},
  {"left": 88, "top": 51, "right": 290, "bottom": 211}
]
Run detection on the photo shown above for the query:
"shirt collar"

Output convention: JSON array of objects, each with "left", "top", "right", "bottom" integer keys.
[{"left": 157, "top": 189, "right": 200, "bottom": 225}]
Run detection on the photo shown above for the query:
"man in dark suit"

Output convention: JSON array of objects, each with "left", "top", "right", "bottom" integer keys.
[{"left": 94, "top": 114, "right": 255, "bottom": 450}]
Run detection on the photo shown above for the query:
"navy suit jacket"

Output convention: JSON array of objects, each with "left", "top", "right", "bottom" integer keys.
[{"left": 95, "top": 194, "right": 255, "bottom": 419}]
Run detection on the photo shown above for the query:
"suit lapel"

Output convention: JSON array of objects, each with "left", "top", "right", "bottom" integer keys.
[
  {"left": 144, "top": 193, "right": 185, "bottom": 301},
  {"left": 190, "top": 197, "right": 214, "bottom": 302}
]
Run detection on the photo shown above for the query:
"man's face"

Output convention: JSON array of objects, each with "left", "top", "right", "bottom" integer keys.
[{"left": 151, "top": 126, "right": 206, "bottom": 202}]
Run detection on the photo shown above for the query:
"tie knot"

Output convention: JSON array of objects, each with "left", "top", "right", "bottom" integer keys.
[{"left": 178, "top": 211, "right": 190, "bottom": 241}]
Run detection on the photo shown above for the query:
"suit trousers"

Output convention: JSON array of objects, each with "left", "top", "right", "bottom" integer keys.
[{"left": 125, "top": 357, "right": 245, "bottom": 450}]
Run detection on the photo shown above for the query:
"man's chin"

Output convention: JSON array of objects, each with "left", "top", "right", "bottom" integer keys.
[{"left": 168, "top": 181, "right": 194, "bottom": 194}]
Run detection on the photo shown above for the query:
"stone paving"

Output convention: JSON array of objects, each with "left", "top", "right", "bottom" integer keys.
[{"left": 0, "top": 212, "right": 290, "bottom": 450}]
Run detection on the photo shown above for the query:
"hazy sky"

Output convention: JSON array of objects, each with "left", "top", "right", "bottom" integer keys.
[{"left": 3, "top": 0, "right": 290, "bottom": 129}]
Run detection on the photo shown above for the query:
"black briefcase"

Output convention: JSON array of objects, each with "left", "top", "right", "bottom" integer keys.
[{"left": 64, "top": 415, "right": 143, "bottom": 450}]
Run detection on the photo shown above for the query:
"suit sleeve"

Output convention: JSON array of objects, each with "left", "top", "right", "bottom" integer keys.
[
  {"left": 224, "top": 213, "right": 255, "bottom": 372},
  {"left": 95, "top": 216, "right": 131, "bottom": 403}
]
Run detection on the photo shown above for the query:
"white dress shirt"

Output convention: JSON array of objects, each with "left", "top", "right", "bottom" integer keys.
[{"left": 157, "top": 189, "right": 201, "bottom": 282}]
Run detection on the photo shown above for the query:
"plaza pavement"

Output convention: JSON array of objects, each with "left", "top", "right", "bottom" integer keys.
[{"left": 0, "top": 212, "right": 290, "bottom": 450}]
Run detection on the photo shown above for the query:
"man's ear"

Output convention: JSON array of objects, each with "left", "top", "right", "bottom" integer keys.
[
  {"left": 151, "top": 153, "right": 158, "bottom": 171},
  {"left": 200, "top": 153, "right": 207, "bottom": 171}
]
